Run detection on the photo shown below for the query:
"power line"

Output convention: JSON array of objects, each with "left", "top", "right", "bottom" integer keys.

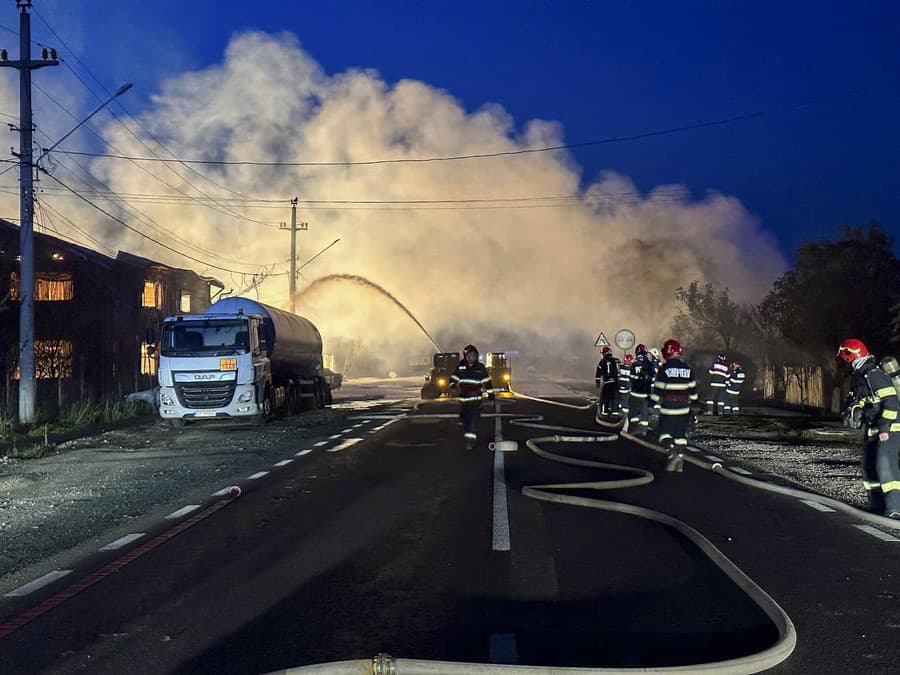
[{"left": 42, "top": 172, "right": 277, "bottom": 275}]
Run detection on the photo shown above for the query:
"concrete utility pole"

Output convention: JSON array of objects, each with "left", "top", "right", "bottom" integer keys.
[
  {"left": 280, "top": 197, "right": 308, "bottom": 314},
  {"left": 0, "top": 2, "right": 58, "bottom": 424}
]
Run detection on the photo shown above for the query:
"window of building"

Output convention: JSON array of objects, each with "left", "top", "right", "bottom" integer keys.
[
  {"left": 11, "top": 339, "right": 73, "bottom": 380},
  {"left": 142, "top": 280, "right": 163, "bottom": 309},
  {"left": 141, "top": 341, "right": 158, "bottom": 376},
  {"left": 180, "top": 291, "right": 192, "bottom": 313},
  {"left": 9, "top": 272, "right": 74, "bottom": 301}
]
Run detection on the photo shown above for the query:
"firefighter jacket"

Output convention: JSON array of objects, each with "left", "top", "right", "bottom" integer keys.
[
  {"left": 451, "top": 360, "right": 493, "bottom": 403},
  {"left": 629, "top": 355, "right": 656, "bottom": 397},
  {"left": 727, "top": 366, "right": 746, "bottom": 395},
  {"left": 618, "top": 363, "right": 632, "bottom": 395},
  {"left": 651, "top": 356, "right": 698, "bottom": 415},
  {"left": 708, "top": 358, "right": 730, "bottom": 388},
  {"left": 595, "top": 354, "right": 619, "bottom": 386},
  {"left": 851, "top": 357, "right": 900, "bottom": 436}
]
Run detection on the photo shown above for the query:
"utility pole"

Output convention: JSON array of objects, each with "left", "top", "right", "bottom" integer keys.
[
  {"left": 280, "top": 197, "right": 308, "bottom": 314},
  {"left": 0, "top": 2, "right": 58, "bottom": 424}
]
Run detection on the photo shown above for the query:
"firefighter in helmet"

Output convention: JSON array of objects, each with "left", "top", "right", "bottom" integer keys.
[
  {"left": 628, "top": 344, "right": 656, "bottom": 435},
  {"left": 451, "top": 344, "right": 494, "bottom": 450},
  {"left": 651, "top": 339, "right": 698, "bottom": 470},
  {"left": 595, "top": 346, "right": 619, "bottom": 415},
  {"left": 706, "top": 352, "right": 730, "bottom": 415},
  {"left": 724, "top": 360, "right": 746, "bottom": 414},
  {"left": 838, "top": 339, "right": 900, "bottom": 518}
]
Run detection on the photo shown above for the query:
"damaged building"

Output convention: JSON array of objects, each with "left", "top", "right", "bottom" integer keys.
[{"left": 0, "top": 219, "right": 223, "bottom": 412}]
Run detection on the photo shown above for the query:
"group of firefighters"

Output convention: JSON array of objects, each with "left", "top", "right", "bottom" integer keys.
[{"left": 446, "top": 338, "right": 900, "bottom": 520}]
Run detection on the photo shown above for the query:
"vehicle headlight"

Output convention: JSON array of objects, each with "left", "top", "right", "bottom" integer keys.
[
  {"left": 502, "top": 373, "right": 511, "bottom": 381},
  {"left": 237, "top": 390, "right": 253, "bottom": 403},
  {"left": 437, "top": 378, "right": 447, "bottom": 387},
  {"left": 160, "top": 393, "right": 174, "bottom": 405}
]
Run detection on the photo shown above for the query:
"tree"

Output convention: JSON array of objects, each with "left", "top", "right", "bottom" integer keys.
[
  {"left": 761, "top": 222, "right": 900, "bottom": 360},
  {"left": 672, "top": 281, "right": 750, "bottom": 352}
]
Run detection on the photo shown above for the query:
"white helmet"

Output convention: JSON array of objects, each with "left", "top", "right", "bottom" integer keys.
[{"left": 649, "top": 347, "right": 662, "bottom": 360}]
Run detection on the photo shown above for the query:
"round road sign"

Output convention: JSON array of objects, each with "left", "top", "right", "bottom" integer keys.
[{"left": 615, "top": 329, "right": 636, "bottom": 350}]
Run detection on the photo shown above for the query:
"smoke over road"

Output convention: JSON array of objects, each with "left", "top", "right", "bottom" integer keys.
[{"left": 0, "top": 31, "right": 786, "bottom": 375}]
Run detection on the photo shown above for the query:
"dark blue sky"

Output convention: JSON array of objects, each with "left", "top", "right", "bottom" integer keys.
[{"left": 22, "top": 0, "right": 900, "bottom": 258}]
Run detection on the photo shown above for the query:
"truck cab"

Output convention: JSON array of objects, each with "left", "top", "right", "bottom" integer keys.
[
  {"left": 485, "top": 352, "right": 512, "bottom": 392},
  {"left": 157, "top": 312, "right": 271, "bottom": 425},
  {"left": 421, "top": 352, "right": 460, "bottom": 399}
]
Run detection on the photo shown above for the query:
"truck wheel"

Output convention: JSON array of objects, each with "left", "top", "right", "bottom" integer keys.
[{"left": 252, "top": 386, "right": 274, "bottom": 425}]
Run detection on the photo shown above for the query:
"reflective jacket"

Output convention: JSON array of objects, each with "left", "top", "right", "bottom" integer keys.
[
  {"left": 708, "top": 358, "right": 730, "bottom": 388},
  {"left": 451, "top": 360, "right": 493, "bottom": 403},
  {"left": 852, "top": 357, "right": 900, "bottom": 436},
  {"left": 629, "top": 355, "right": 656, "bottom": 397},
  {"left": 726, "top": 367, "right": 746, "bottom": 395},
  {"left": 595, "top": 354, "right": 619, "bottom": 386},
  {"left": 618, "top": 363, "right": 632, "bottom": 395},
  {"left": 652, "top": 357, "right": 698, "bottom": 415}
]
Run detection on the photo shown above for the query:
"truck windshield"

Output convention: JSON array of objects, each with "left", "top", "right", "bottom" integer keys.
[{"left": 160, "top": 320, "right": 250, "bottom": 356}]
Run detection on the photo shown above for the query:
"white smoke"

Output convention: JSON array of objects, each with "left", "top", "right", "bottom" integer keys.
[{"left": 1, "top": 31, "right": 786, "bottom": 375}]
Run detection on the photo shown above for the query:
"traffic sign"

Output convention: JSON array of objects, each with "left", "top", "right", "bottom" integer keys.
[
  {"left": 594, "top": 333, "right": 610, "bottom": 348},
  {"left": 615, "top": 329, "right": 636, "bottom": 350}
]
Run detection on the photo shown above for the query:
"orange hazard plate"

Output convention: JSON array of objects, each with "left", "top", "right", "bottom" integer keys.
[{"left": 220, "top": 358, "right": 238, "bottom": 371}]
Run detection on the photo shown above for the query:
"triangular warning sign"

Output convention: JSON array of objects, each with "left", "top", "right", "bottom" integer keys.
[{"left": 594, "top": 333, "right": 610, "bottom": 347}]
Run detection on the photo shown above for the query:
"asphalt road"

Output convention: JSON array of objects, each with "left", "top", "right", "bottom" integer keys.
[{"left": 1, "top": 384, "right": 898, "bottom": 674}]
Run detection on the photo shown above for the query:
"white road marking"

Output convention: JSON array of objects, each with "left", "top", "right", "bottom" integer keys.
[
  {"left": 100, "top": 533, "right": 145, "bottom": 551},
  {"left": 492, "top": 450, "right": 511, "bottom": 551},
  {"left": 352, "top": 424, "right": 364, "bottom": 428},
  {"left": 341, "top": 428, "right": 354, "bottom": 433},
  {"left": 295, "top": 448, "right": 314, "bottom": 456},
  {"left": 165, "top": 504, "right": 201, "bottom": 519},
  {"left": 855, "top": 525, "right": 900, "bottom": 542},
  {"left": 706, "top": 455, "right": 724, "bottom": 462},
  {"left": 329, "top": 434, "right": 343, "bottom": 440},
  {"left": 314, "top": 441, "right": 329, "bottom": 447},
  {"left": 328, "top": 438, "right": 363, "bottom": 453},
  {"left": 211, "top": 486, "right": 235, "bottom": 496},
  {"left": 4, "top": 570, "right": 72, "bottom": 597},
  {"left": 273, "top": 459, "right": 293, "bottom": 467},
  {"left": 247, "top": 471, "right": 269, "bottom": 480},
  {"left": 730, "top": 466, "right": 753, "bottom": 476},
  {"left": 801, "top": 499, "right": 836, "bottom": 513},
  {"left": 489, "top": 633, "right": 518, "bottom": 665}
]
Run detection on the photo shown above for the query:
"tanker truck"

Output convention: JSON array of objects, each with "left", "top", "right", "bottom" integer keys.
[{"left": 153, "top": 297, "right": 340, "bottom": 427}]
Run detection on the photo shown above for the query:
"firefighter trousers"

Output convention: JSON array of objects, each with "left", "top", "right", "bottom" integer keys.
[
  {"left": 707, "top": 386, "right": 727, "bottom": 414},
  {"left": 628, "top": 394, "right": 650, "bottom": 433},
  {"left": 657, "top": 412, "right": 690, "bottom": 448},
  {"left": 460, "top": 402, "right": 482, "bottom": 442},
  {"left": 862, "top": 431, "right": 900, "bottom": 514},
  {"left": 600, "top": 381, "right": 617, "bottom": 413}
]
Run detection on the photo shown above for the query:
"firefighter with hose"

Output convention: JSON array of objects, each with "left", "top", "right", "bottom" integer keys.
[{"left": 451, "top": 344, "right": 494, "bottom": 450}]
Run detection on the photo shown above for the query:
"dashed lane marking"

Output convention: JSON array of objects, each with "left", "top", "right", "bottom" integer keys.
[
  {"left": 801, "top": 500, "right": 836, "bottom": 513},
  {"left": 99, "top": 533, "right": 145, "bottom": 551},
  {"left": 313, "top": 441, "right": 329, "bottom": 447},
  {"left": 329, "top": 434, "right": 343, "bottom": 440},
  {"left": 273, "top": 459, "right": 293, "bottom": 467},
  {"left": 165, "top": 505, "right": 202, "bottom": 520},
  {"left": 730, "top": 466, "right": 753, "bottom": 476},
  {"left": 247, "top": 471, "right": 269, "bottom": 480},
  {"left": 4, "top": 570, "right": 72, "bottom": 598},
  {"left": 706, "top": 455, "right": 724, "bottom": 462},
  {"left": 855, "top": 525, "right": 900, "bottom": 542},
  {"left": 295, "top": 448, "right": 314, "bottom": 456},
  {"left": 341, "top": 428, "right": 354, "bottom": 433},
  {"left": 327, "top": 438, "right": 363, "bottom": 453}
]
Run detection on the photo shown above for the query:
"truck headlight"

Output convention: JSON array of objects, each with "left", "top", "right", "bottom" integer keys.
[
  {"left": 160, "top": 392, "right": 174, "bottom": 405},
  {"left": 437, "top": 378, "right": 447, "bottom": 387},
  {"left": 502, "top": 373, "right": 511, "bottom": 382},
  {"left": 237, "top": 390, "right": 253, "bottom": 403}
]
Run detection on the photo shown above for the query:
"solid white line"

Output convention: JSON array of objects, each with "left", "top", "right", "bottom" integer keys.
[
  {"left": 4, "top": 570, "right": 72, "bottom": 597},
  {"left": 730, "top": 466, "right": 753, "bottom": 476},
  {"left": 328, "top": 438, "right": 363, "bottom": 453},
  {"left": 801, "top": 499, "right": 836, "bottom": 513},
  {"left": 329, "top": 434, "right": 343, "bottom": 440},
  {"left": 211, "top": 486, "right": 234, "bottom": 496},
  {"left": 295, "top": 448, "right": 314, "bottom": 456},
  {"left": 492, "top": 450, "right": 511, "bottom": 551},
  {"left": 100, "top": 533, "right": 145, "bottom": 551},
  {"left": 165, "top": 504, "right": 202, "bottom": 520},
  {"left": 273, "top": 459, "right": 293, "bottom": 467},
  {"left": 247, "top": 471, "right": 269, "bottom": 480},
  {"left": 314, "top": 441, "right": 329, "bottom": 447},
  {"left": 855, "top": 524, "right": 900, "bottom": 542}
]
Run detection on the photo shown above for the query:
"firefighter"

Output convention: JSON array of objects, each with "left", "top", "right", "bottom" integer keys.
[
  {"left": 618, "top": 354, "right": 634, "bottom": 415},
  {"left": 837, "top": 339, "right": 900, "bottom": 518},
  {"left": 706, "top": 352, "right": 730, "bottom": 415},
  {"left": 651, "top": 339, "right": 698, "bottom": 470},
  {"left": 451, "top": 344, "right": 494, "bottom": 449},
  {"left": 724, "top": 360, "right": 746, "bottom": 413},
  {"left": 628, "top": 345, "right": 656, "bottom": 435},
  {"left": 595, "top": 346, "right": 619, "bottom": 415}
]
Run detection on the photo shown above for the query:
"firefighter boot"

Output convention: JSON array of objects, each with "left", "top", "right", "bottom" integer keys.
[{"left": 665, "top": 448, "right": 684, "bottom": 473}]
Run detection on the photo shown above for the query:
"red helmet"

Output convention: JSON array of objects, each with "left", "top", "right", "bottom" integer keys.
[
  {"left": 837, "top": 338, "right": 868, "bottom": 363},
  {"left": 662, "top": 339, "right": 682, "bottom": 360},
  {"left": 463, "top": 344, "right": 479, "bottom": 358},
  {"left": 635, "top": 343, "right": 647, "bottom": 356},
  {"left": 601, "top": 346, "right": 611, "bottom": 355},
  {"left": 625, "top": 354, "right": 634, "bottom": 365},
  {"left": 731, "top": 360, "right": 741, "bottom": 370}
]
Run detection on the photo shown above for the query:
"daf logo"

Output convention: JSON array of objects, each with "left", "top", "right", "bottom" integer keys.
[{"left": 194, "top": 374, "right": 216, "bottom": 380}]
